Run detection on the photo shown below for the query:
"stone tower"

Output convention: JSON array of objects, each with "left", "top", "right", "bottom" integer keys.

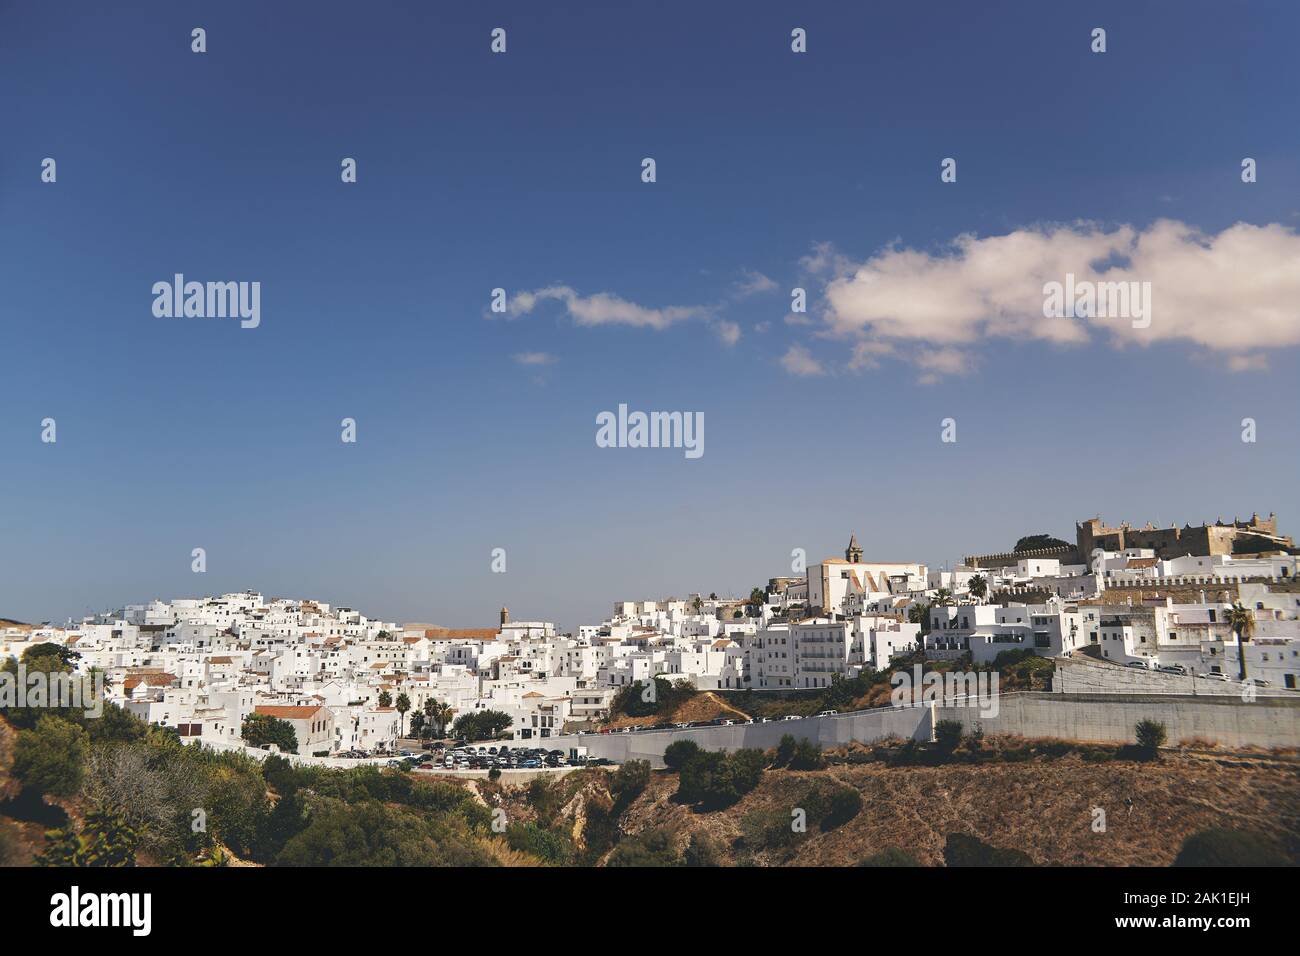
[
  {"left": 500, "top": 606, "right": 509, "bottom": 626},
  {"left": 846, "top": 533, "right": 863, "bottom": 563}
]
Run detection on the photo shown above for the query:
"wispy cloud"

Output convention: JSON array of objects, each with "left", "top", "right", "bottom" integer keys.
[
  {"left": 732, "top": 269, "right": 778, "bottom": 298},
  {"left": 502, "top": 285, "right": 706, "bottom": 330},
  {"left": 713, "top": 320, "right": 741, "bottom": 347},
  {"left": 513, "top": 351, "right": 557, "bottom": 366}
]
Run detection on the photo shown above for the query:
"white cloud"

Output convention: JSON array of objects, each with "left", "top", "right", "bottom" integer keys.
[
  {"left": 513, "top": 351, "right": 557, "bottom": 366},
  {"left": 781, "top": 344, "right": 825, "bottom": 376},
  {"left": 506, "top": 285, "right": 706, "bottom": 330},
  {"left": 812, "top": 221, "right": 1300, "bottom": 377}
]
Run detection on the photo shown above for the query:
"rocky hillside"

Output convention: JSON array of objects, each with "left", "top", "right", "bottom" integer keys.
[{"left": 493, "top": 741, "right": 1300, "bottom": 867}]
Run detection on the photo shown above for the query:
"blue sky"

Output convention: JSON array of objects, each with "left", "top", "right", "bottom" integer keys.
[{"left": 2, "top": 1, "right": 1297, "bottom": 630}]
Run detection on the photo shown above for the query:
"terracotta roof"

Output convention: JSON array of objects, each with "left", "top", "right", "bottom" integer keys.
[
  {"left": 254, "top": 705, "right": 324, "bottom": 720},
  {"left": 424, "top": 627, "right": 498, "bottom": 642}
]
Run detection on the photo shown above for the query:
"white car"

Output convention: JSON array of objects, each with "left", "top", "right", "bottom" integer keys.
[
  {"left": 782, "top": 715, "right": 801, "bottom": 721},
  {"left": 817, "top": 710, "right": 839, "bottom": 717},
  {"left": 1203, "top": 672, "right": 1230, "bottom": 681}
]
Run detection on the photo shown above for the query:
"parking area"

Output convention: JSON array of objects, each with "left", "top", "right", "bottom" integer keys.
[{"left": 381, "top": 742, "right": 611, "bottom": 773}]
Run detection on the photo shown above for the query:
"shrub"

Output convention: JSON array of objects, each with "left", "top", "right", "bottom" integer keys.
[
  {"left": 607, "top": 827, "right": 681, "bottom": 867},
  {"left": 943, "top": 832, "right": 1033, "bottom": 867},
  {"left": 857, "top": 847, "right": 920, "bottom": 866},
  {"left": 609, "top": 759, "right": 651, "bottom": 813},
  {"left": 773, "top": 735, "right": 824, "bottom": 770},
  {"left": 506, "top": 822, "right": 574, "bottom": 865},
  {"left": 1174, "top": 829, "right": 1287, "bottom": 867},
  {"left": 797, "top": 780, "right": 863, "bottom": 831},
  {"left": 740, "top": 806, "right": 803, "bottom": 852},
  {"left": 1135, "top": 719, "right": 1167, "bottom": 758},
  {"left": 663, "top": 739, "right": 701, "bottom": 770},
  {"left": 13, "top": 716, "right": 89, "bottom": 798},
  {"left": 37, "top": 807, "right": 139, "bottom": 867},
  {"left": 934, "top": 719, "right": 964, "bottom": 753},
  {"left": 527, "top": 777, "right": 564, "bottom": 826},
  {"left": 683, "top": 831, "right": 724, "bottom": 867},
  {"left": 788, "top": 739, "right": 826, "bottom": 771},
  {"left": 677, "top": 749, "right": 766, "bottom": 810}
]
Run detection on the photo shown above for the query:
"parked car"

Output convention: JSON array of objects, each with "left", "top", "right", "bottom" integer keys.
[
  {"left": 1125, "top": 661, "right": 1149, "bottom": 669},
  {"left": 1203, "top": 672, "right": 1230, "bottom": 681},
  {"left": 816, "top": 710, "right": 838, "bottom": 717},
  {"left": 1158, "top": 665, "right": 1187, "bottom": 675},
  {"left": 782, "top": 715, "right": 801, "bottom": 721},
  {"left": 1242, "top": 677, "right": 1272, "bottom": 686}
]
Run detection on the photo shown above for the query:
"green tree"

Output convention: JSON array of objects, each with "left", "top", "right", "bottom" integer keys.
[
  {"left": 663, "top": 739, "right": 701, "bottom": 770},
  {"left": 241, "top": 714, "right": 299, "bottom": 754},
  {"left": 395, "top": 692, "right": 411, "bottom": 737},
  {"left": 1013, "top": 534, "right": 1069, "bottom": 552},
  {"left": 933, "top": 588, "right": 956, "bottom": 608},
  {"left": 409, "top": 711, "right": 426, "bottom": 739},
  {"left": 13, "top": 715, "right": 89, "bottom": 797},
  {"left": 678, "top": 749, "right": 766, "bottom": 810},
  {"left": 968, "top": 575, "right": 988, "bottom": 600},
  {"left": 377, "top": 690, "right": 393, "bottom": 709}
]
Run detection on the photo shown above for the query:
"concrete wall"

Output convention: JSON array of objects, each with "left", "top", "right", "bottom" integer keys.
[
  {"left": 938, "top": 693, "right": 1300, "bottom": 750},
  {"left": 554, "top": 708, "right": 930, "bottom": 768},
  {"left": 1053, "top": 655, "right": 1293, "bottom": 697}
]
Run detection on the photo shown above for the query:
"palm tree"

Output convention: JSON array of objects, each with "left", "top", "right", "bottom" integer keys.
[
  {"left": 968, "top": 575, "right": 988, "bottom": 601},
  {"left": 377, "top": 690, "right": 392, "bottom": 709},
  {"left": 933, "top": 588, "right": 956, "bottom": 607},
  {"left": 422, "top": 698, "right": 437, "bottom": 738},
  {"left": 425, "top": 700, "right": 454, "bottom": 739},
  {"left": 395, "top": 692, "right": 411, "bottom": 737},
  {"left": 1227, "top": 602, "right": 1255, "bottom": 682}
]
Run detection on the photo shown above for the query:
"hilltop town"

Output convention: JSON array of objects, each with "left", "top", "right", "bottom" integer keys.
[{"left": 3, "top": 513, "right": 1297, "bottom": 764}]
